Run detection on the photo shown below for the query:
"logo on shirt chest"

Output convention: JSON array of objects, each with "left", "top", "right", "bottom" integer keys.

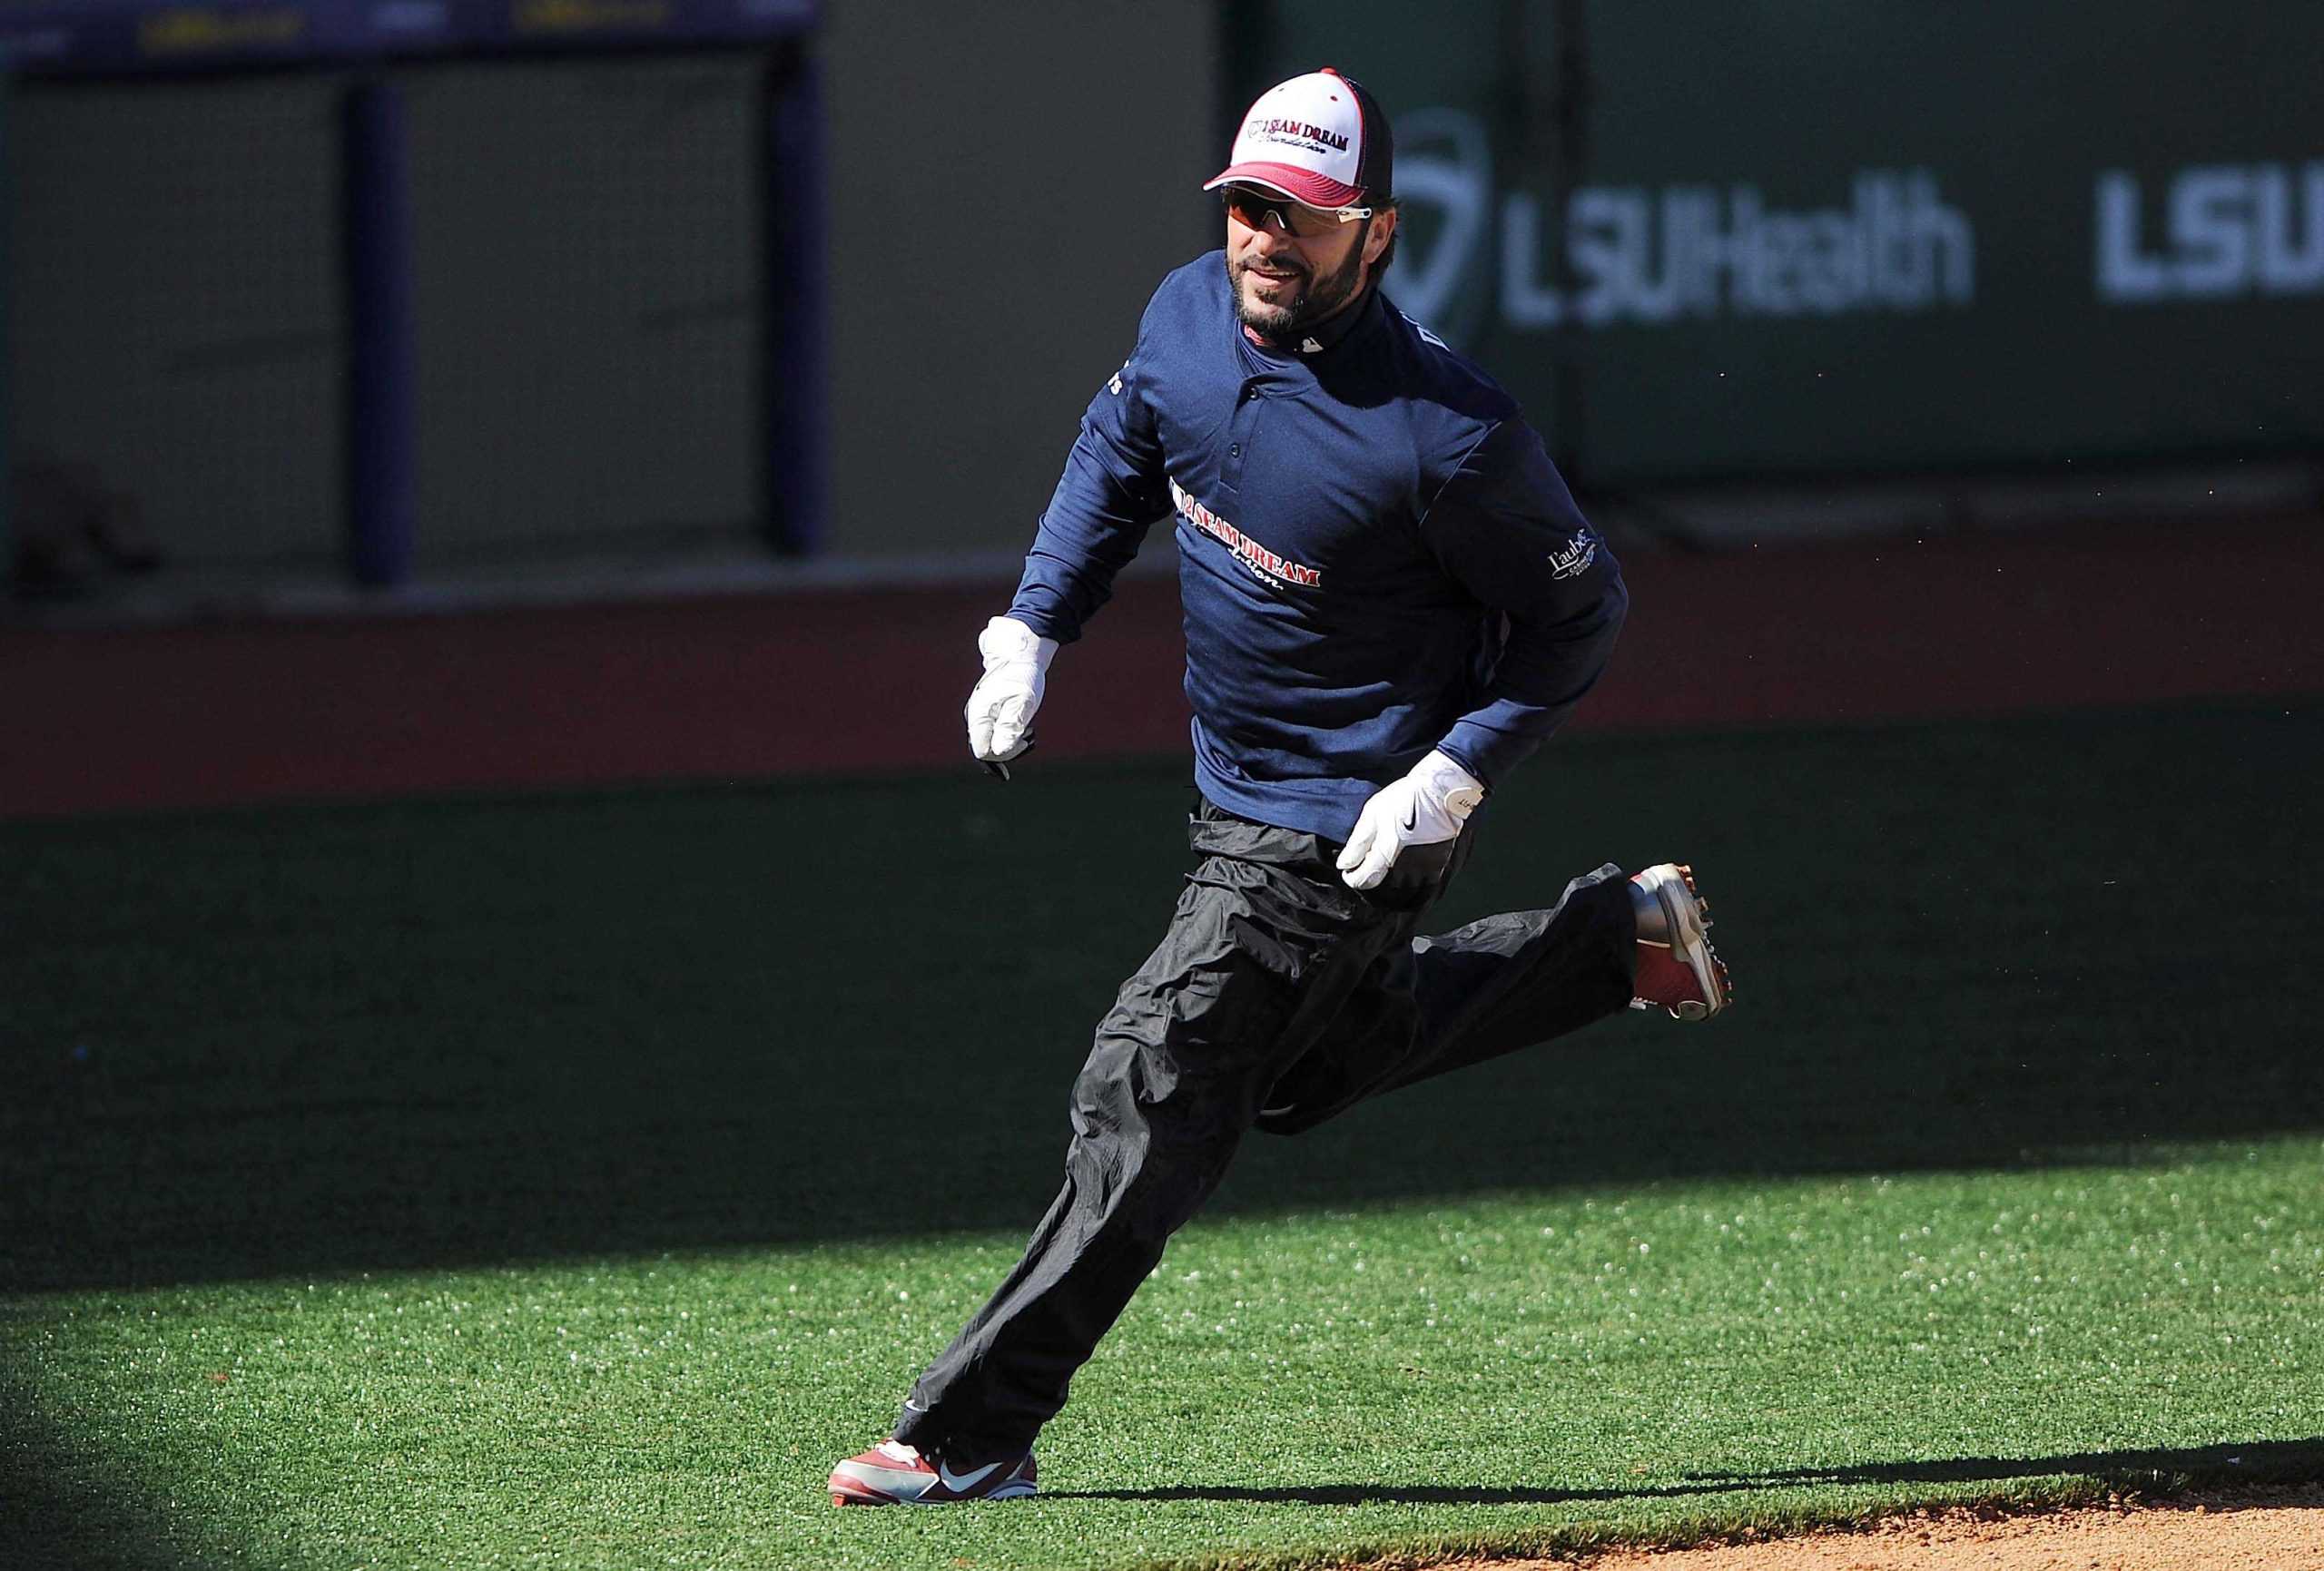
[{"left": 1170, "top": 476, "right": 1324, "bottom": 590}]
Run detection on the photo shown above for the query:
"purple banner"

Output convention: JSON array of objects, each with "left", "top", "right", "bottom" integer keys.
[{"left": 0, "top": 0, "right": 814, "bottom": 74}]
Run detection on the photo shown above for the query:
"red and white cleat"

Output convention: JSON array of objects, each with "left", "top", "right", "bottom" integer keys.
[
  {"left": 1629, "top": 862, "right": 1732, "bottom": 1022},
  {"left": 828, "top": 1438, "right": 1039, "bottom": 1506}
]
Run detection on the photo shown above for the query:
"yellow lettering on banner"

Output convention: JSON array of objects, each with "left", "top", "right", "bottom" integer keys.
[
  {"left": 513, "top": 0, "right": 675, "bottom": 34},
  {"left": 139, "top": 7, "right": 308, "bottom": 56}
]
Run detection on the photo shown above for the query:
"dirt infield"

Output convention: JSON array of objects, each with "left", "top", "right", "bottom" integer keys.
[
  {"left": 1462, "top": 1488, "right": 2324, "bottom": 1571},
  {"left": 3, "top": 515, "right": 2319, "bottom": 818}
]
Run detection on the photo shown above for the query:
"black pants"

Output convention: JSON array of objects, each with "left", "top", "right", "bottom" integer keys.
[{"left": 892, "top": 800, "right": 1637, "bottom": 1461}]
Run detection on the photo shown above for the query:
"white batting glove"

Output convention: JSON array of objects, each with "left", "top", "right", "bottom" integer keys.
[
  {"left": 964, "top": 615, "right": 1059, "bottom": 775},
  {"left": 1336, "top": 749, "right": 1487, "bottom": 891}
]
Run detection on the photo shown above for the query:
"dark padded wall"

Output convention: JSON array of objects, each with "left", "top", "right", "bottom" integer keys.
[
  {"left": 1254, "top": 1, "right": 2324, "bottom": 483},
  {"left": 402, "top": 56, "right": 764, "bottom": 569},
  {"left": 8, "top": 76, "right": 347, "bottom": 568}
]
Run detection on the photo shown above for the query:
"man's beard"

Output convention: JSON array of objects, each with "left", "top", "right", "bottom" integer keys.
[{"left": 1227, "top": 237, "right": 1368, "bottom": 343}]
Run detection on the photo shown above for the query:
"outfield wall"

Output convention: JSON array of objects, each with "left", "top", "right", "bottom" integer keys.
[
  {"left": 6, "top": 3, "right": 2316, "bottom": 588},
  {"left": 818, "top": 0, "right": 1219, "bottom": 557},
  {"left": 1246, "top": 0, "right": 2324, "bottom": 485},
  {"left": 7, "top": 74, "right": 351, "bottom": 572},
  {"left": 1, "top": 1, "right": 1222, "bottom": 575}
]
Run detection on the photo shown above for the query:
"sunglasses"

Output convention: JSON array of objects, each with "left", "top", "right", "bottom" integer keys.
[{"left": 1218, "top": 185, "right": 1374, "bottom": 239}]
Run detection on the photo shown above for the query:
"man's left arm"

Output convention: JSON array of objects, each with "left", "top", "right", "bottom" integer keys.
[
  {"left": 1334, "top": 418, "right": 1624, "bottom": 891},
  {"left": 1422, "top": 417, "right": 1628, "bottom": 789}
]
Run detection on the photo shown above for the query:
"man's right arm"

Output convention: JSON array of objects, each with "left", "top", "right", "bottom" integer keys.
[
  {"left": 968, "top": 331, "right": 1170, "bottom": 771},
  {"left": 1004, "top": 342, "right": 1170, "bottom": 644}
]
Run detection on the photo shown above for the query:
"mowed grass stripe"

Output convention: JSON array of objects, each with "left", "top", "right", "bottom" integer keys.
[
  {"left": 5, "top": 1145, "right": 2319, "bottom": 1569},
  {"left": 4, "top": 701, "right": 2320, "bottom": 1567}
]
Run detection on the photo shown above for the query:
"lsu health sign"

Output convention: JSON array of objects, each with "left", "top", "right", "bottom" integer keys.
[
  {"left": 2097, "top": 162, "right": 2324, "bottom": 303},
  {"left": 1246, "top": 0, "right": 2324, "bottom": 483}
]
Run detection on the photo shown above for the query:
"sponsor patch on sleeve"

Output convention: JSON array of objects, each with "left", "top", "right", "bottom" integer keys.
[{"left": 1548, "top": 529, "right": 1598, "bottom": 580}]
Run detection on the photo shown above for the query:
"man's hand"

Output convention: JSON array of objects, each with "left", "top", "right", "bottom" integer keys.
[
  {"left": 965, "top": 616, "right": 1059, "bottom": 778},
  {"left": 1336, "top": 750, "right": 1486, "bottom": 890}
]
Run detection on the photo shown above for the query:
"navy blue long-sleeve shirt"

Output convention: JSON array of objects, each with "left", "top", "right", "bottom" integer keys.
[{"left": 1009, "top": 251, "right": 1627, "bottom": 843}]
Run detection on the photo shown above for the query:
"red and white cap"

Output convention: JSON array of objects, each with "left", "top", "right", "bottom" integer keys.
[{"left": 1203, "top": 68, "right": 1393, "bottom": 210}]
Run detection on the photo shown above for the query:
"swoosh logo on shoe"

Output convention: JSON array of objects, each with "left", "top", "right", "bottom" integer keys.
[{"left": 938, "top": 1459, "right": 1004, "bottom": 1493}]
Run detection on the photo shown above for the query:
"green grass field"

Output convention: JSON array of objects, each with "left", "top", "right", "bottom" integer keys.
[{"left": 5, "top": 702, "right": 2319, "bottom": 1569}]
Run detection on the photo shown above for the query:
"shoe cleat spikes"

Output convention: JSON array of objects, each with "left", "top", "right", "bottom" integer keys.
[{"left": 1628, "top": 861, "right": 1731, "bottom": 1022}]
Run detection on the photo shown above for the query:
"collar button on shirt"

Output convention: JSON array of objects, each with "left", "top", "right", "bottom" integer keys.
[{"left": 1223, "top": 383, "right": 1266, "bottom": 494}]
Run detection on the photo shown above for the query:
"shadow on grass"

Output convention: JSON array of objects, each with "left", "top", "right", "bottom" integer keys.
[
  {"left": 1703, "top": 1438, "right": 2324, "bottom": 1494},
  {"left": 4, "top": 704, "right": 2321, "bottom": 1294},
  {"left": 0, "top": 1387, "right": 233, "bottom": 1571},
  {"left": 1049, "top": 1438, "right": 2324, "bottom": 1507},
  {"left": 1050, "top": 1482, "right": 1739, "bottom": 1507}
]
